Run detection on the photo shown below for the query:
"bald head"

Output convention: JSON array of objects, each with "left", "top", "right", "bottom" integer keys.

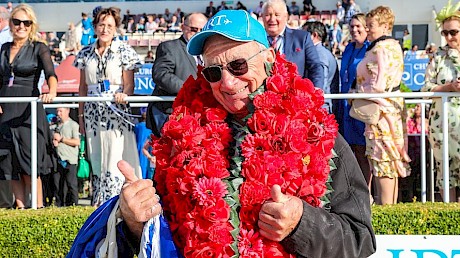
[
  {"left": 182, "top": 12, "right": 208, "bottom": 41},
  {"left": 0, "top": 6, "right": 9, "bottom": 30}
]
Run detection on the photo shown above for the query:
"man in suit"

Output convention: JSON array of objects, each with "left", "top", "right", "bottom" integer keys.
[
  {"left": 147, "top": 13, "right": 208, "bottom": 136},
  {"left": 205, "top": 1, "right": 217, "bottom": 18},
  {"left": 262, "top": 0, "right": 324, "bottom": 90},
  {"left": 303, "top": 21, "right": 339, "bottom": 114}
]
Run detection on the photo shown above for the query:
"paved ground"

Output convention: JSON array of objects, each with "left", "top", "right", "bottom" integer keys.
[{"left": 78, "top": 198, "right": 91, "bottom": 206}]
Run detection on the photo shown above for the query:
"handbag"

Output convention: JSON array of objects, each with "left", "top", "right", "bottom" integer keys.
[
  {"left": 77, "top": 155, "right": 90, "bottom": 179},
  {"left": 77, "top": 135, "right": 91, "bottom": 179},
  {"left": 349, "top": 99, "right": 380, "bottom": 125}
]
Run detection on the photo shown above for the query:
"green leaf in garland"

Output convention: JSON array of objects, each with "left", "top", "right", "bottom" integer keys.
[
  {"left": 224, "top": 195, "right": 237, "bottom": 206},
  {"left": 225, "top": 180, "right": 234, "bottom": 191},
  {"left": 321, "top": 150, "right": 337, "bottom": 206},
  {"left": 231, "top": 189, "right": 240, "bottom": 204},
  {"left": 229, "top": 210, "right": 240, "bottom": 229},
  {"left": 232, "top": 177, "right": 244, "bottom": 191},
  {"left": 232, "top": 156, "right": 243, "bottom": 167},
  {"left": 230, "top": 242, "right": 239, "bottom": 258},
  {"left": 264, "top": 61, "right": 274, "bottom": 77}
]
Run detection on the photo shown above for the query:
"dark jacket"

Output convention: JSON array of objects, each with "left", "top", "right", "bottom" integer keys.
[
  {"left": 146, "top": 36, "right": 197, "bottom": 136},
  {"left": 281, "top": 133, "right": 376, "bottom": 257}
]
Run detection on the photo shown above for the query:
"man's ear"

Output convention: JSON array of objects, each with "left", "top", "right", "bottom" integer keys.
[
  {"left": 312, "top": 32, "right": 319, "bottom": 41},
  {"left": 265, "top": 47, "right": 276, "bottom": 63}
]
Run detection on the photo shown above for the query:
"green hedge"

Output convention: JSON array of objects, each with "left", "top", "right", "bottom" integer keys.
[
  {"left": 0, "top": 206, "right": 95, "bottom": 258},
  {"left": 371, "top": 202, "right": 460, "bottom": 235},
  {"left": 0, "top": 203, "right": 459, "bottom": 257}
]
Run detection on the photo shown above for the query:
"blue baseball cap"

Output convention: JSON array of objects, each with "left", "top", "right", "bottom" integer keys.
[{"left": 187, "top": 10, "right": 269, "bottom": 55}]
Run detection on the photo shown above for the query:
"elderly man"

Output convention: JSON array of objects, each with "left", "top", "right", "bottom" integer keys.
[
  {"left": 262, "top": 0, "right": 325, "bottom": 90},
  {"left": 146, "top": 12, "right": 208, "bottom": 136},
  {"left": 115, "top": 10, "right": 375, "bottom": 258}
]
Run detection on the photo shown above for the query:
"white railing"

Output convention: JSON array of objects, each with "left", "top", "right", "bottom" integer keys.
[{"left": 1, "top": 92, "right": 459, "bottom": 208}]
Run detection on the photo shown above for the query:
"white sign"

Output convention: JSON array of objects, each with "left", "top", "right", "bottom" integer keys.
[{"left": 371, "top": 235, "right": 460, "bottom": 258}]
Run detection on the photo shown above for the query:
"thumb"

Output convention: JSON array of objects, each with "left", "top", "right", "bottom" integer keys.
[
  {"left": 270, "top": 184, "right": 289, "bottom": 203},
  {"left": 117, "top": 160, "right": 138, "bottom": 184}
]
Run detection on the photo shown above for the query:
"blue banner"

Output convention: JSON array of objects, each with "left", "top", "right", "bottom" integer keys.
[
  {"left": 402, "top": 58, "right": 429, "bottom": 91},
  {"left": 134, "top": 63, "right": 155, "bottom": 95}
]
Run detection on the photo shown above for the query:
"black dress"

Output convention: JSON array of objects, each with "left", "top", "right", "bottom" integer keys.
[{"left": 0, "top": 41, "right": 56, "bottom": 180}]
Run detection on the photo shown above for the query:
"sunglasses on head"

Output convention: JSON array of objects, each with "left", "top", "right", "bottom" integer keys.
[
  {"left": 185, "top": 24, "right": 201, "bottom": 33},
  {"left": 12, "top": 18, "right": 32, "bottom": 27},
  {"left": 201, "top": 49, "right": 266, "bottom": 83},
  {"left": 441, "top": 29, "right": 459, "bottom": 37}
]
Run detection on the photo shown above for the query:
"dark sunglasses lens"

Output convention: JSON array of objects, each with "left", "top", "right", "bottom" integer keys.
[
  {"left": 227, "top": 59, "right": 248, "bottom": 76},
  {"left": 442, "top": 30, "right": 459, "bottom": 36},
  {"left": 202, "top": 67, "right": 222, "bottom": 83},
  {"left": 12, "top": 19, "right": 32, "bottom": 27}
]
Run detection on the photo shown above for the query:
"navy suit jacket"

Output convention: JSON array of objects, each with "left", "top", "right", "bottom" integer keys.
[
  {"left": 147, "top": 36, "right": 197, "bottom": 135},
  {"left": 283, "top": 27, "right": 325, "bottom": 89}
]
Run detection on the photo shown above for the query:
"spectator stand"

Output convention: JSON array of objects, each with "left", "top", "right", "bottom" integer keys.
[{"left": 122, "top": 31, "right": 183, "bottom": 61}]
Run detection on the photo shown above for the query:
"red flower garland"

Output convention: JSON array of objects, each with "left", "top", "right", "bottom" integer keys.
[{"left": 152, "top": 54, "right": 338, "bottom": 257}]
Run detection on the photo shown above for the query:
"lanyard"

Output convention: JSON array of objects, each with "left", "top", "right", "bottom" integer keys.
[{"left": 96, "top": 43, "right": 112, "bottom": 82}]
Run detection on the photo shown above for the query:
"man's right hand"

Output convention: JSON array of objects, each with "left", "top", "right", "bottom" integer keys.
[{"left": 118, "top": 160, "right": 162, "bottom": 239}]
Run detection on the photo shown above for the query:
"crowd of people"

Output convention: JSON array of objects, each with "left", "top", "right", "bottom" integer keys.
[
  {"left": 0, "top": 0, "right": 458, "bottom": 239},
  {"left": 0, "top": 0, "right": 460, "bottom": 256}
]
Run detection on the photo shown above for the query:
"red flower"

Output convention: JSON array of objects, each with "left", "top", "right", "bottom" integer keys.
[
  {"left": 266, "top": 74, "right": 289, "bottom": 94},
  {"left": 193, "top": 177, "right": 228, "bottom": 205},
  {"left": 306, "top": 122, "right": 325, "bottom": 143},
  {"left": 162, "top": 119, "right": 186, "bottom": 139},
  {"left": 199, "top": 198, "right": 230, "bottom": 226},
  {"left": 252, "top": 91, "right": 283, "bottom": 111},
  {"left": 241, "top": 134, "right": 271, "bottom": 160},
  {"left": 238, "top": 229, "right": 264, "bottom": 257},
  {"left": 247, "top": 110, "right": 274, "bottom": 135},
  {"left": 205, "top": 107, "right": 228, "bottom": 123}
]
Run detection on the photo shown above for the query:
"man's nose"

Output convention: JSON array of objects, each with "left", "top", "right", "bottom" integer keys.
[{"left": 219, "top": 69, "right": 237, "bottom": 89}]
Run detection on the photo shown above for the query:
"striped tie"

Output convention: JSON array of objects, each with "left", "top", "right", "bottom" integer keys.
[{"left": 270, "top": 36, "right": 279, "bottom": 53}]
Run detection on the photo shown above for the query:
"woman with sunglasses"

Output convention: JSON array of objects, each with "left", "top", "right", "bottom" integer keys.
[
  {"left": 74, "top": 6, "right": 142, "bottom": 207},
  {"left": 422, "top": 0, "right": 460, "bottom": 202},
  {"left": 0, "top": 4, "right": 57, "bottom": 209}
]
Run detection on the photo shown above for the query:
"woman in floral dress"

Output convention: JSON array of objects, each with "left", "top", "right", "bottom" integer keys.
[
  {"left": 74, "top": 7, "right": 142, "bottom": 207},
  {"left": 356, "top": 6, "right": 410, "bottom": 205},
  {"left": 422, "top": 1, "right": 460, "bottom": 202}
]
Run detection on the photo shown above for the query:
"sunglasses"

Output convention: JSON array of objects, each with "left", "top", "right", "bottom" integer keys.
[
  {"left": 201, "top": 49, "right": 266, "bottom": 83},
  {"left": 441, "top": 29, "right": 459, "bottom": 37},
  {"left": 12, "top": 18, "right": 32, "bottom": 27},
  {"left": 184, "top": 24, "right": 201, "bottom": 33}
]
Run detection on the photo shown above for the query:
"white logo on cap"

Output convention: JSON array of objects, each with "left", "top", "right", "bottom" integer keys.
[{"left": 207, "top": 14, "right": 232, "bottom": 28}]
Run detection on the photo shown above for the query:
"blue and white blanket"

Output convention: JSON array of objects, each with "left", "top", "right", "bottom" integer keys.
[{"left": 67, "top": 196, "right": 180, "bottom": 258}]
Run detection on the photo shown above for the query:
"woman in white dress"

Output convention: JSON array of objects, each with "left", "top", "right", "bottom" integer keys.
[{"left": 74, "top": 7, "right": 142, "bottom": 207}]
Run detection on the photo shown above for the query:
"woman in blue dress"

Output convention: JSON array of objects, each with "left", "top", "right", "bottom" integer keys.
[{"left": 338, "top": 13, "right": 372, "bottom": 195}]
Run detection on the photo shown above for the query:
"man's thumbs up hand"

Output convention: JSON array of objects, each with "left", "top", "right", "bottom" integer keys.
[{"left": 258, "top": 184, "right": 303, "bottom": 242}]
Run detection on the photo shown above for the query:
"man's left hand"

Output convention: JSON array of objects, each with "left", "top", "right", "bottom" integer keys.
[{"left": 258, "top": 185, "right": 303, "bottom": 242}]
